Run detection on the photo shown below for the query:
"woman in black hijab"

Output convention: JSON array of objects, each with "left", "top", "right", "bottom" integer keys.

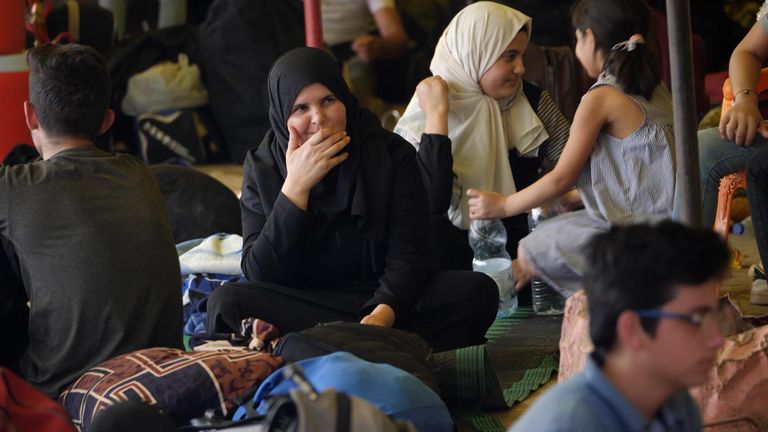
[{"left": 206, "top": 47, "right": 497, "bottom": 351}]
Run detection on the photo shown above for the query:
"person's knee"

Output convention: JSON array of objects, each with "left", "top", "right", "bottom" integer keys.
[
  {"left": 438, "top": 270, "right": 497, "bottom": 312},
  {"left": 468, "top": 272, "right": 500, "bottom": 317},
  {"left": 747, "top": 152, "right": 768, "bottom": 185},
  {"left": 205, "top": 283, "right": 239, "bottom": 332},
  {"left": 697, "top": 128, "right": 732, "bottom": 182}
]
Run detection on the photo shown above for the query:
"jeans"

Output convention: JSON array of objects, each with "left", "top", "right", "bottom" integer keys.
[
  {"left": 698, "top": 127, "right": 768, "bottom": 226},
  {"left": 746, "top": 147, "right": 768, "bottom": 267}
]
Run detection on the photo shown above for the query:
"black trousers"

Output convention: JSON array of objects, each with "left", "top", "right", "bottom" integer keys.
[
  {"left": 206, "top": 270, "right": 498, "bottom": 352},
  {"left": 747, "top": 148, "right": 768, "bottom": 268},
  {"left": 1, "top": 237, "right": 28, "bottom": 373}
]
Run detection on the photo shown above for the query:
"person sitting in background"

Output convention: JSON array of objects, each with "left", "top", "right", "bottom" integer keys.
[
  {"left": 322, "top": 0, "right": 409, "bottom": 110},
  {"left": 206, "top": 47, "right": 498, "bottom": 352},
  {"left": 467, "top": 0, "right": 675, "bottom": 297},
  {"left": 510, "top": 221, "right": 729, "bottom": 431},
  {"left": 697, "top": 1, "right": 768, "bottom": 304},
  {"left": 394, "top": 2, "right": 573, "bottom": 272},
  {"left": 0, "top": 43, "right": 183, "bottom": 397}
]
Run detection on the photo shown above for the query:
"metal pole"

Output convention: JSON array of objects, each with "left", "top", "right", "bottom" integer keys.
[
  {"left": 665, "top": 0, "right": 702, "bottom": 227},
  {"left": 304, "top": 0, "right": 323, "bottom": 48}
]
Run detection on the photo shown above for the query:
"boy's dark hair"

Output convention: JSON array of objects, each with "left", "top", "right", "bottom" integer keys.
[
  {"left": 27, "top": 43, "right": 111, "bottom": 140},
  {"left": 584, "top": 220, "right": 729, "bottom": 353},
  {"left": 571, "top": 0, "right": 660, "bottom": 99}
]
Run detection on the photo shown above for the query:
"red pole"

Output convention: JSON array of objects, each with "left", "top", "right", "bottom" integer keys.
[
  {"left": 0, "top": 0, "right": 26, "bottom": 54},
  {"left": 304, "top": 0, "right": 323, "bottom": 48}
]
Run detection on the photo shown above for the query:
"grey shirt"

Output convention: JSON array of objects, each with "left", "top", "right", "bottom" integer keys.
[{"left": 0, "top": 147, "right": 182, "bottom": 396}]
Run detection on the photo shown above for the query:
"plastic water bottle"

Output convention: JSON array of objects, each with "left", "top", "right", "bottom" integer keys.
[
  {"left": 528, "top": 208, "right": 565, "bottom": 315},
  {"left": 468, "top": 219, "right": 518, "bottom": 318}
]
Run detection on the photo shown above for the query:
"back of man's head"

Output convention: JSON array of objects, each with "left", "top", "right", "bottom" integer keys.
[
  {"left": 27, "top": 43, "right": 110, "bottom": 140},
  {"left": 584, "top": 220, "right": 730, "bottom": 353}
]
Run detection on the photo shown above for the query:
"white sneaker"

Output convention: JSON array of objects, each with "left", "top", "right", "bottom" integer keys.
[{"left": 750, "top": 266, "right": 768, "bottom": 305}]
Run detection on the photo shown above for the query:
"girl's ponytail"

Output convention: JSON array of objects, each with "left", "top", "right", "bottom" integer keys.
[
  {"left": 571, "top": 0, "right": 660, "bottom": 100},
  {"left": 603, "top": 35, "right": 659, "bottom": 99}
]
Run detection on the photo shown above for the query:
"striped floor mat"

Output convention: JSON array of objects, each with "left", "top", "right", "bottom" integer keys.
[{"left": 434, "top": 306, "right": 562, "bottom": 431}]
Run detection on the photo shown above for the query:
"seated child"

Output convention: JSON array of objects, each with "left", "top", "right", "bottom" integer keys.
[{"left": 467, "top": 0, "right": 675, "bottom": 296}]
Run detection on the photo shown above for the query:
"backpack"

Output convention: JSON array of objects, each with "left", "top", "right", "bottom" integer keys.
[
  {"left": 235, "top": 352, "right": 452, "bottom": 432},
  {"left": 0, "top": 368, "right": 75, "bottom": 432},
  {"left": 185, "top": 362, "right": 418, "bottom": 432}
]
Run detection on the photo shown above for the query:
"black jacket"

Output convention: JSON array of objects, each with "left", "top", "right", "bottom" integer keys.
[{"left": 239, "top": 133, "right": 432, "bottom": 318}]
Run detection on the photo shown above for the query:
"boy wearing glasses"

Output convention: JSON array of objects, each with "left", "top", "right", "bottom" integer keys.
[{"left": 510, "top": 221, "right": 729, "bottom": 431}]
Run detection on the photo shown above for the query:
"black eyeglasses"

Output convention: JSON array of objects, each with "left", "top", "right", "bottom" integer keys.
[{"left": 633, "top": 308, "right": 723, "bottom": 330}]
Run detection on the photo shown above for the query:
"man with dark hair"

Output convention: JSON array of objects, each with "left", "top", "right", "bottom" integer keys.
[
  {"left": 510, "top": 220, "right": 729, "bottom": 431},
  {"left": 0, "top": 43, "right": 182, "bottom": 397}
]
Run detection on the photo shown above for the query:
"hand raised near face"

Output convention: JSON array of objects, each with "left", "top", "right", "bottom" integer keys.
[
  {"left": 282, "top": 126, "right": 350, "bottom": 209},
  {"left": 417, "top": 76, "right": 449, "bottom": 135},
  {"left": 416, "top": 75, "right": 449, "bottom": 116}
]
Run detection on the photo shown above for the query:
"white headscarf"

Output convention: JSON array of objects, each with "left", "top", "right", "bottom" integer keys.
[{"left": 394, "top": 1, "right": 548, "bottom": 229}]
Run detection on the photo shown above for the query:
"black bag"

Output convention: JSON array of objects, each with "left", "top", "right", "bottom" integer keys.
[
  {"left": 137, "top": 110, "right": 206, "bottom": 164},
  {"left": 150, "top": 165, "right": 241, "bottom": 243},
  {"left": 272, "top": 322, "right": 441, "bottom": 395},
  {"left": 107, "top": 24, "right": 202, "bottom": 157}
]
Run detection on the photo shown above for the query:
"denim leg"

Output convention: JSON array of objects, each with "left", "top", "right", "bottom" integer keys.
[
  {"left": 697, "top": 127, "right": 768, "bottom": 226},
  {"left": 746, "top": 148, "right": 768, "bottom": 268}
]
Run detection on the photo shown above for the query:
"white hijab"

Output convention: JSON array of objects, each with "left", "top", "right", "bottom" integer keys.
[{"left": 394, "top": 2, "right": 548, "bottom": 229}]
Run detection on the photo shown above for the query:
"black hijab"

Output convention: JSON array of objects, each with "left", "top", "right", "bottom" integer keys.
[{"left": 258, "top": 47, "right": 385, "bottom": 216}]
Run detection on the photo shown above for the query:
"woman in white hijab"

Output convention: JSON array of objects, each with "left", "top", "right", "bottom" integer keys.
[{"left": 394, "top": 1, "right": 572, "bottom": 270}]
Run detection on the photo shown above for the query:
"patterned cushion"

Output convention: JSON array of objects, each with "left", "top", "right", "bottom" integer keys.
[{"left": 58, "top": 347, "right": 282, "bottom": 430}]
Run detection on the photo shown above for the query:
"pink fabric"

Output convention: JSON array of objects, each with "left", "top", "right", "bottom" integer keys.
[
  {"left": 691, "top": 326, "right": 768, "bottom": 430},
  {"left": 557, "top": 290, "right": 592, "bottom": 382}
]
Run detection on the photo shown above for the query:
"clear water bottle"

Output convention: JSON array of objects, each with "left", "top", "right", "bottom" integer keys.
[
  {"left": 528, "top": 208, "right": 565, "bottom": 315},
  {"left": 468, "top": 219, "right": 518, "bottom": 318}
]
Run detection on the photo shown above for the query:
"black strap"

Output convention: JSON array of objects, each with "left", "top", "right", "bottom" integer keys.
[
  {"left": 335, "top": 392, "right": 351, "bottom": 432},
  {"left": 522, "top": 80, "right": 543, "bottom": 112}
]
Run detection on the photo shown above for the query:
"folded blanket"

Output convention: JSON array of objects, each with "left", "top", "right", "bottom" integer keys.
[
  {"left": 182, "top": 273, "right": 246, "bottom": 336},
  {"left": 179, "top": 233, "right": 242, "bottom": 276}
]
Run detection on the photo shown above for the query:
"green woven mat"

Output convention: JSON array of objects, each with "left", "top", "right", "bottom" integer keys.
[{"left": 434, "top": 306, "right": 562, "bottom": 432}]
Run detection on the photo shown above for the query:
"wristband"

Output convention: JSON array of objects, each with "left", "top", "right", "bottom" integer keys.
[
  {"left": 733, "top": 88, "right": 758, "bottom": 106},
  {"left": 735, "top": 89, "right": 758, "bottom": 99}
]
